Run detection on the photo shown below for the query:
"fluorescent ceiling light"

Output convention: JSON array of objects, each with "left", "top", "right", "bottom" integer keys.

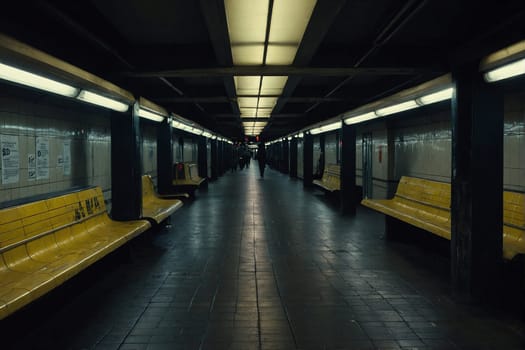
[
  {"left": 137, "top": 108, "right": 165, "bottom": 122},
  {"left": 202, "top": 131, "right": 213, "bottom": 138},
  {"left": 191, "top": 128, "right": 204, "bottom": 136},
  {"left": 375, "top": 100, "right": 419, "bottom": 117},
  {"left": 258, "top": 97, "right": 278, "bottom": 108},
  {"left": 226, "top": 0, "right": 316, "bottom": 136},
  {"left": 261, "top": 76, "right": 288, "bottom": 95},
  {"left": 310, "top": 121, "right": 341, "bottom": 135},
  {"left": 416, "top": 87, "right": 454, "bottom": 105},
  {"left": 484, "top": 58, "right": 525, "bottom": 82},
  {"left": 225, "top": 0, "right": 268, "bottom": 66},
  {"left": 78, "top": 90, "right": 129, "bottom": 112},
  {"left": 234, "top": 76, "right": 261, "bottom": 95},
  {"left": 238, "top": 97, "right": 259, "bottom": 108},
  {"left": 0, "top": 62, "right": 79, "bottom": 97},
  {"left": 266, "top": 0, "right": 317, "bottom": 65},
  {"left": 344, "top": 112, "right": 377, "bottom": 125}
]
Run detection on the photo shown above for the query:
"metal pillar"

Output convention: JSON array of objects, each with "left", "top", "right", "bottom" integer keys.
[
  {"left": 282, "top": 140, "right": 290, "bottom": 174},
  {"left": 210, "top": 139, "right": 218, "bottom": 180},
  {"left": 157, "top": 117, "right": 173, "bottom": 195},
  {"left": 340, "top": 124, "right": 357, "bottom": 215},
  {"left": 198, "top": 136, "right": 208, "bottom": 179},
  {"left": 289, "top": 138, "right": 298, "bottom": 178},
  {"left": 303, "top": 133, "right": 314, "bottom": 188},
  {"left": 111, "top": 102, "right": 142, "bottom": 220},
  {"left": 218, "top": 141, "right": 224, "bottom": 176},
  {"left": 451, "top": 64, "right": 503, "bottom": 302}
]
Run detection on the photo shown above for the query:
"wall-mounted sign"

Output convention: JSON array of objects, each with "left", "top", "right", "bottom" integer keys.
[
  {"left": 1, "top": 134, "right": 20, "bottom": 185},
  {"left": 36, "top": 137, "right": 49, "bottom": 180}
]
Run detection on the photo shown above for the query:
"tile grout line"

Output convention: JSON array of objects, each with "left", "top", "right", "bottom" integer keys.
[{"left": 252, "top": 200, "right": 263, "bottom": 350}]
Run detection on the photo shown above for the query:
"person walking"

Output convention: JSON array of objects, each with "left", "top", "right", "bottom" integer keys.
[{"left": 257, "top": 142, "right": 267, "bottom": 178}]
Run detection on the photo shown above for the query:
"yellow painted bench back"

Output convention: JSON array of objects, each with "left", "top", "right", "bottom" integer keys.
[
  {"left": 0, "top": 187, "right": 106, "bottom": 252},
  {"left": 395, "top": 176, "right": 450, "bottom": 210},
  {"left": 321, "top": 164, "right": 341, "bottom": 189},
  {"left": 504, "top": 191, "right": 525, "bottom": 230}
]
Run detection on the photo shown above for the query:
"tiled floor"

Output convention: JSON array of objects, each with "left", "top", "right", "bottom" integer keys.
[{"left": 3, "top": 166, "right": 525, "bottom": 349}]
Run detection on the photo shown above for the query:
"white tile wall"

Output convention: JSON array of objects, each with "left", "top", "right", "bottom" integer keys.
[
  {"left": 372, "top": 128, "right": 388, "bottom": 180},
  {"left": 0, "top": 96, "right": 111, "bottom": 204},
  {"left": 504, "top": 92, "right": 525, "bottom": 192},
  {"left": 183, "top": 137, "right": 197, "bottom": 163},
  {"left": 141, "top": 124, "right": 157, "bottom": 179},
  {"left": 393, "top": 120, "right": 451, "bottom": 183},
  {"left": 325, "top": 132, "right": 337, "bottom": 165},
  {"left": 355, "top": 138, "right": 363, "bottom": 186}
]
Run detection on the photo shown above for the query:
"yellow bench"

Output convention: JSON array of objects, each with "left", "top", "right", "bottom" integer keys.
[
  {"left": 0, "top": 187, "right": 151, "bottom": 320},
  {"left": 313, "top": 164, "right": 341, "bottom": 192},
  {"left": 361, "top": 176, "right": 525, "bottom": 260},
  {"left": 142, "top": 175, "right": 184, "bottom": 224},
  {"left": 172, "top": 163, "right": 205, "bottom": 195}
]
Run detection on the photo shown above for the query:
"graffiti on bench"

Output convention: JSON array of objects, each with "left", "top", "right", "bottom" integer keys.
[{"left": 74, "top": 196, "right": 101, "bottom": 221}]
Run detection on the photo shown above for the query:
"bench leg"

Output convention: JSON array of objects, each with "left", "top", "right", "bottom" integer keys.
[{"left": 384, "top": 215, "right": 403, "bottom": 240}]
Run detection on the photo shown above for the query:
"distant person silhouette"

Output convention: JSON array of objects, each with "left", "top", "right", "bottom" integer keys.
[{"left": 257, "top": 142, "right": 267, "bottom": 178}]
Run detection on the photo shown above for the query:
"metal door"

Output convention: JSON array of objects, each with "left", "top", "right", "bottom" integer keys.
[{"left": 362, "top": 133, "right": 373, "bottom": 198}]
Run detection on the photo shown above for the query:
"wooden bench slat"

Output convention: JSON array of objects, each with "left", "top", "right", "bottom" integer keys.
[
  {"left": 362, "top": 176, "right": 525, "bottom": 260},
  {"left": 142, "top": 175, "right": 184, "bottom": 224},
  {"left": 313, "top": 164, "right": 341, "bottom": 192},
  {"left": 0, "top": 186, "right": 152, "bottom": 320}
]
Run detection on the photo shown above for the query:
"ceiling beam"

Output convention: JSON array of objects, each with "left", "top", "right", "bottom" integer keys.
[
  {"left": 121, "top": 66, "right": 428, "bottom": 78},
  {"left": 153, "top": 96, "right": 346, "bottom": 103},
  {"left": 199, "top": 0, "right": 240, "bottom": 133},
  {"left": 214, "top": 113, "right": 306, "bottom": 119},
  {"left": 271, "top": 0, "right": 349, "bottom": 117}
]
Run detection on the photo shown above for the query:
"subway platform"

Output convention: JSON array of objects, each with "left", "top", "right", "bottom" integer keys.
[{"left": 2, "top": 167, "right": 525, "bottom": 350}]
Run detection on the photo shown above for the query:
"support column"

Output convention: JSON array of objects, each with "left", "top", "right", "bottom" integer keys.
[
  {"left": 218, "top": 141, "right": 224, "bottom": 176},
  {"left": 198, "top": 136, "right": 208, "bottom": 179},
  {"left": 319, "top": 134, "right": 326, "bottom": 176},
  {"left": 210, "top": 139, "right": 218, "bottom": 180},
  {"left": 451, "top": 64, "right": 503, "bottom": 301},
  {"left": 340, "top": 124, "right": 357, "bottom": 215},
  {"left": 283, "top": 140, "right": 290, "bottom": 174},
  {"left": 289, "top": 138, "right": 298, "bottom": 178},
  {"left": 157, "top": 117, "right": 173, "bottom": 195},
  {"left": 303, "top": 133, "right": 314, "bottom": 188},
  {"left": 111, "top": 102, "right": 142, "bottom": 220},
  {"left": 386, "top": 125, "right": 397, "bottom": 198}
]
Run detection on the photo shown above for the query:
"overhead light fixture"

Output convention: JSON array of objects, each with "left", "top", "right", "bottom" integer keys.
[
  {"left": 77, "top": 90, "right": 129, "bottom": 112},
  {"left": 484, "top": 57, "right": 525, "bottom": 82},
  {"left": 202, "top": 131, "right": 213, "bottom": 138},
  {"left": 416, "top": 87, "right": 454, "bottom": 105},
  {"left": 0, "top": 62, "right": 79, "bottom": 97},
  {"left": 137, "top": 108, "right": 165, "bottom": 122},
  {"left": 344, "top": 112, "right": 377, "bottom": 125},
  {"left": 375, "top": 100, "right": 419, "bottom": 117},
  {"left": 310, "top": 121, "right": 341, "bottom": 135},
  {"left": 225, "top": 0, "right": 317, "bottom": 135}
]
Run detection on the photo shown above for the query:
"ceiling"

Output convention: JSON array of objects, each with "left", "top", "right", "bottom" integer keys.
[{"left": 0, "top": 0, "right": 524, "bottom": 140}]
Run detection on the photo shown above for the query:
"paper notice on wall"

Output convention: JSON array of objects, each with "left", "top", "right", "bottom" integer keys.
[
  {"left": 28, "top": 153, "right": 36, "bottom": 180},
  {"left": 36, "top": 137, "right": 50, "bottom": 180},
  {"left": 1, "top": 134, "right": 20, "bottom": 184},
  {"left": 63, "top": 141, "right": 71, "bottom": 176}
]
